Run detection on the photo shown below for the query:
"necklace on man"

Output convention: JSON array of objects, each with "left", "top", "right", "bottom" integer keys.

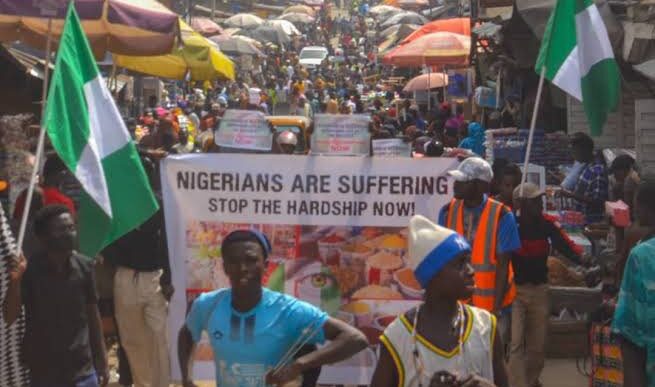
[{"left": 410, "top": 301, "right": 466, "bottom": 387}]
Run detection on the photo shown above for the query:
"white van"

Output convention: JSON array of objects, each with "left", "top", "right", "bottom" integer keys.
[{"left": 298, "top": 46, "right": 329, "bottom": 68}]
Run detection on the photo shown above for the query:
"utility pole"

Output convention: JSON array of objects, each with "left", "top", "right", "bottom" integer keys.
[{"left": 212, "top": 0, "right": 216, "bottom": 21}]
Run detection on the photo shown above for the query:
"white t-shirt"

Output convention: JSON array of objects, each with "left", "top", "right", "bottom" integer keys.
[{"left": 381, "top": 305, "right": 496, "bottom": 387}]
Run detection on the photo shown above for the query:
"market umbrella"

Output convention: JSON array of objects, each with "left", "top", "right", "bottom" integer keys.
[
  {"left": 210, "top": 35, "right": 265, "bottom": 57},
  {"left": 378, "top": 24, "right": 420, "bottom": 53},
  {"left": 277, "top": 13, "right": 315, "bottom": 25},
  {"left": 113, "top": 19, "right": 234, "bottom": 81},
  {"left": 223, "top": 13, "right": 263, "bottom": 29},
  {"left": 191, "top": 17, "right": 224, "bottom": 36},
  {"left": 265, "top": 19, "right": 301, "bottom": 36},
  {"left": 383, "top": 31, "right": 470, "bottom": 67},
  {"left": 222, "top": 28, "right": 242, "bottom": 36},
  {"left": 237, "top": 25, "right": 290, "bottom": 46},
  {"left": 370, "top": 5, "right": 403, "bottom": 16},
  {"left": 380, "top": 23, "right": 420, "bottom": 42},
  {"left": 283, "top": 5, "right": 315, "bottom": 16},
  {"left": 0, "top": 0, "right": 179, "bottom": 57},
  {"left": 402, "top": 73, "right": 448, "bottom": 92},
  {"left": 397, "top": 0, "right": 429, "bottom": 9},
  {"left": 401, "top": 17, "right": 471, "bottom": 44},
  {"left": 297, "top": 0, "right": 324, "bottom": 6},
  {"left": 380, "top": 12, "right": 427, "bottom": 28}
]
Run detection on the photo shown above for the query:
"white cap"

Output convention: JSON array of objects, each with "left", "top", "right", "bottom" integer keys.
[
  {"left": 447, "top": 157, "right": 493, "bottom": 183},
  {"left": 277, "top": 130, "right": 298, "bottom": 146},
  {"left": 408, "top": 215, "right": 471, "bottom": 288}
]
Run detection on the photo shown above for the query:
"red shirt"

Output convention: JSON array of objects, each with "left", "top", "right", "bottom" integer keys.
[{"left": 13, "top": 186, "right": 76, "bottom": 221}]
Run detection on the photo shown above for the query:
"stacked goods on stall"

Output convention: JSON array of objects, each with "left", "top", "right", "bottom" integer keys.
[
  {"left": 486, "top": 128, "right": 573, "bottom": 184},
  {"left": 543, "top": 132, "right": 574, "bottom": 183}
]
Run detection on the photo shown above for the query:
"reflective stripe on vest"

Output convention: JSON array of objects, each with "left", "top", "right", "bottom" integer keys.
[{"left": 445, "top": 198, "right": 516, "bottom": 311}]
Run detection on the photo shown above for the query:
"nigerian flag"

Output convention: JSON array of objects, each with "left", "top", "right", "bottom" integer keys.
[
  {"left": 536, "top": 0, "right": 620, "bottom": 135},
  {"left": 44, "top": 4, "right": 158, "bottom": 256}
]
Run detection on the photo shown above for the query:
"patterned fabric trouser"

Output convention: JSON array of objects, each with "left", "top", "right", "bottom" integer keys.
[{"left": 0, "top": 205, "right": 30, "bottom": 386}]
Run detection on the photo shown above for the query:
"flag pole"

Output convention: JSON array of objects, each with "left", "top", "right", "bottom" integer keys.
[
  {"left": 16, "top": 18, "right": 54, "bottom": 253},
  {"left": 520, "top": 66, "right": 546, "bottom": 196}
]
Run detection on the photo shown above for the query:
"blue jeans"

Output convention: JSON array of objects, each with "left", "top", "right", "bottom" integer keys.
[{"left": 31, "top": 371, "right": 98, "bottom": 387}]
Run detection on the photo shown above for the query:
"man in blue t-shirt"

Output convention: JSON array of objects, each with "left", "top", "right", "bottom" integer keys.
[{"left": 178, "top": 230, "right": 368, "bottom": 387}]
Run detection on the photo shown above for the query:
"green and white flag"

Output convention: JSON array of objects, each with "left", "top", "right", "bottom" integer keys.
[
  {"left": 536, "top": 0, "right": 620, "bottom": 135},
  {"left": 44, "top": 4, "right": 158, "bottom": 256}
]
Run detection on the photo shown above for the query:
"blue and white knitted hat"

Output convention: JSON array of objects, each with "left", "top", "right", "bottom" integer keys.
[{"left": 408, "top": 215, "right": 471, "bottom": 288}]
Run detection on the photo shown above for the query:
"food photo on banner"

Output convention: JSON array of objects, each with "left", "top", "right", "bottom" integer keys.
[{"left": 161, "top": 153, "right": 458, "bottom": 384}]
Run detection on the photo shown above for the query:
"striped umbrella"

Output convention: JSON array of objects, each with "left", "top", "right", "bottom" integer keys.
[{"left": 0, "top": 0, "right": 179, "bottom": 57}]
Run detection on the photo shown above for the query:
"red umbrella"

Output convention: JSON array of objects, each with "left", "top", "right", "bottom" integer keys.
[
  {"left": 401, "top": 17, "right": 471, "bottom": 44},
  {"left": 383, "top": 31, "right": 470, "bottom": 68},
  {"left": 403, "top": 73, "right": 448, "bottom": 92}
]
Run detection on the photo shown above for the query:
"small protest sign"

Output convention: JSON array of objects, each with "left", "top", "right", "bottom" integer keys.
[
  {"left": 372, "top": 139, "right": 412, "bottom": 157},
  {"left": 311, "top": 114, "right": 370, "bottom": 156},
  {"left": 215, "top": 109, "right": 272, "bottom": 151}
]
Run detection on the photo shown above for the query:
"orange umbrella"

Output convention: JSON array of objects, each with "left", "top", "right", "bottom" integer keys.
[
  {"left": 401, "top": 17, "right": 471, "bottom": 44},
  {"left": 402, "top": 73, "right": 448, "bottom": 92},
  {"left": 383, "top": 31, "right": 470, "bottom": 68}
]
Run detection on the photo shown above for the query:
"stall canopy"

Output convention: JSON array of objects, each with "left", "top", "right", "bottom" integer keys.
[
  {"left": 0, "top": 0, "right": 179, "bottom": 57},
  {"left": 401, "top": 17, "right": 471, "bottom": 44},
  {"left": 383, "top": 31, "right": 470, "bottom": 67},
  {"left": 113, "top": 19, "right": 234, "bottom": 81}
]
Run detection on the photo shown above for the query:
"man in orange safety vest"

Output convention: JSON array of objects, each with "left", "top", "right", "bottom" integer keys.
[{"left": 439, "top": 157, "right": 521, "bottom": 344}]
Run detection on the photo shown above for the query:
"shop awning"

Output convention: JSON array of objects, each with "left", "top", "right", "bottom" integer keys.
[{"left": 515, "top": 0, "right": 622, "bottom": 49}]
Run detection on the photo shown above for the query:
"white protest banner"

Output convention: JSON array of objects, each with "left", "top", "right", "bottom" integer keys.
[
  {"left": 311, "top": 114, "right": 370, "bottom": 156},
  {"left": 162, "top": 154, "right": 459, "bottom": 385},
  {"left": 214, "top": 109, "right": 272, "bottom": 151},
  {"left": 372, "top": 139, "right": 412, "bottom": 157}
]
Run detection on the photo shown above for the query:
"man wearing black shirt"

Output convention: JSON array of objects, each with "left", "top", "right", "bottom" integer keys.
[
  {"left": 508, "top": 183, "right": 584, "bottom": 387},
  {"left": 103, "top": 156, "right": 172, "bottom": 387},
  {"left": 3, "top": 205, "right": 108, "bottom": 387}
]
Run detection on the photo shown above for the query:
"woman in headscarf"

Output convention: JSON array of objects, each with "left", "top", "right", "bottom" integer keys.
[{"left": 459, "top": 122, "right": 486, "bottom": 157}]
